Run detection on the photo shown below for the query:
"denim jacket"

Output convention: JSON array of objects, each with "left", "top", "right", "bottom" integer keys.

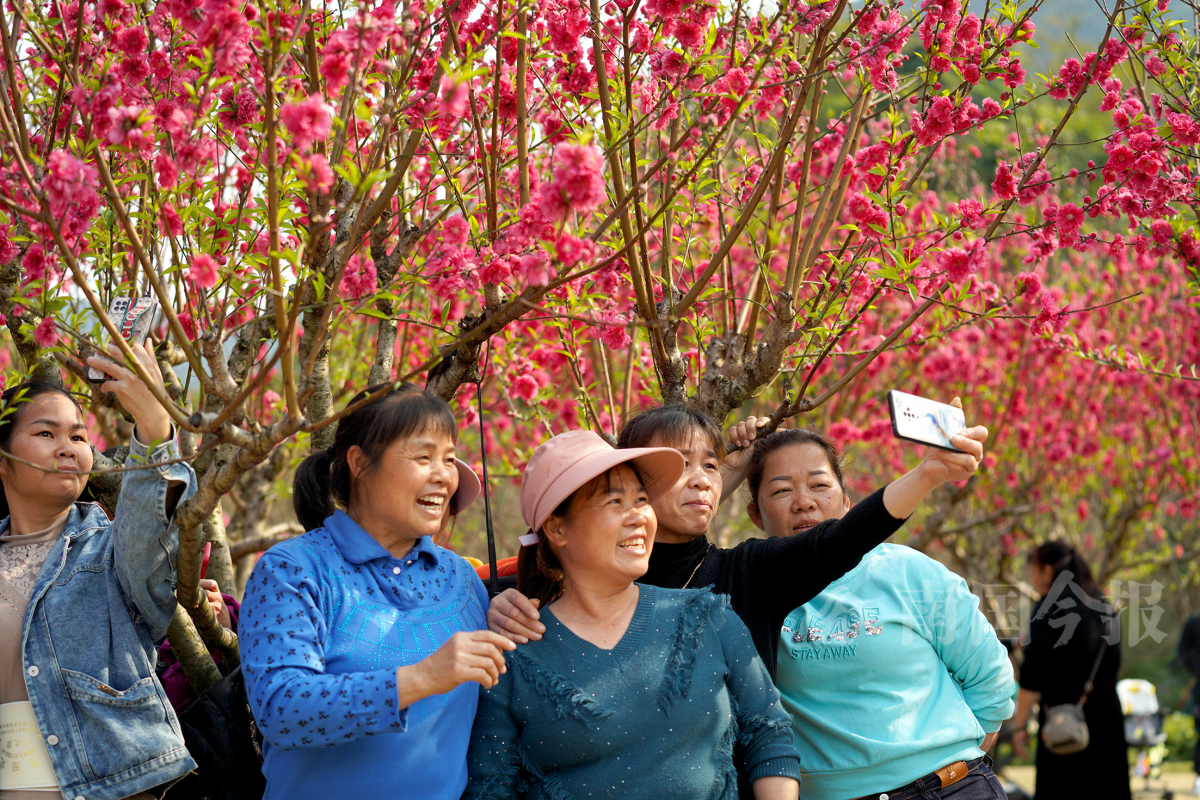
[{"left": 6, "top": 433, "right": 199, "bottom": 800}]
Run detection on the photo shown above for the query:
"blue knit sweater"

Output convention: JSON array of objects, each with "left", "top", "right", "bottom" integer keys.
[{"left": 465, "top": 584, "right": 800, "bottom": 799}]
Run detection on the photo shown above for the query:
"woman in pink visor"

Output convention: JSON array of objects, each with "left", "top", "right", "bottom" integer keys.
[{"left": 465, "top": 430, "right": 800, "bottom": 800}]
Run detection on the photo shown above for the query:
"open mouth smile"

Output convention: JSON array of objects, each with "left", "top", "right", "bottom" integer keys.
[
  {"left": 416, "top": 494, "right": 446, "bottom": 514},
  {"left": 618, "top": 535, "right": 647, "bottom": 555}
]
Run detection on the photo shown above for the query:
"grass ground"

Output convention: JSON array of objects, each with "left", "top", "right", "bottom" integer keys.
[{"left": 1002, "top": 762, "right": 1198, "bottom": 798}]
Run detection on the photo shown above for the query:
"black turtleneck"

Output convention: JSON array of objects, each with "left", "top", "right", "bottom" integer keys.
[{"left": 640, "top": 486, "right": 905, "bottom": 681}]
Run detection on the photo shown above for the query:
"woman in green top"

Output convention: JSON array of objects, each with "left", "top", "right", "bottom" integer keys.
[{"left": 465, "top": 430, "right": 800, "bottom": 800}]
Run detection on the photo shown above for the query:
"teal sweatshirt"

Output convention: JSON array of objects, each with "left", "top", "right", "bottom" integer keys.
[
  {"left": 776, "top": 544, "right": 1014, "bottom": 800},
  {"left": 466, "top": 585, "right": 800, "bottom": 799}
]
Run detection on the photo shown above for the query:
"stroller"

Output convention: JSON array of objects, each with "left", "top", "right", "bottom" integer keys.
[{"left": 1117, "top": 678, "right": 1171, "bottom": 797}]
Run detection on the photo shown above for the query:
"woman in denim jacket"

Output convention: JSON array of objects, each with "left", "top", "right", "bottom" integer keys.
[{"left": 0, "top": 342, "right": 197, "bottom": 800}]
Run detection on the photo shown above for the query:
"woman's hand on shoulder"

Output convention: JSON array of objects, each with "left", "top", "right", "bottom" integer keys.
[
  {"left": 86, "top": 340, "right": 173, "bottom": 444},
  {"left": 915, "top": 397, "right": 988, "bottom": 489},
  {"left": 488, "top": 588, "right": 545, "bottom": 644},
  {"left": 396, "top": 631, "right": 517, "bottom": 707}
]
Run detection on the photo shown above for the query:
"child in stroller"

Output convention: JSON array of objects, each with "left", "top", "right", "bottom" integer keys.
[{"left": 1118, "top": 678, "right": 1171, "bottom": 797}]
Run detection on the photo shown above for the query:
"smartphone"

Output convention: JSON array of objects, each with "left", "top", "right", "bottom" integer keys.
[
  {"left": 200, "top": 541, "right": 212, "bottom": 581},
  {"left": 887, "top": 390, "right": 967, "bottom": 452},
  {"left": 87, "top": 296, "right": 160, "bottom": 382}
]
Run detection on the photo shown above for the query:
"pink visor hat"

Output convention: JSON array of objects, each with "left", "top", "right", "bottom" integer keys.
[
  {"left": 453, "top": 458, "right": 481, "bottom": 510},
  {"left": 518, "top": 430, "right": 685, "bottom": 546}
]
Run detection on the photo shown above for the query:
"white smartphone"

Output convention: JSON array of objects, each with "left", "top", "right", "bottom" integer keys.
[{"left": 887, "top": 390, "right": 966, "bottom": 452}]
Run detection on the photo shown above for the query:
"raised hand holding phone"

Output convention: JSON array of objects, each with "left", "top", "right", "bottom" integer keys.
[
  {"left": 880, "top": 394, "right": 989, "bottom": 520},
  {"left": 85, "top": 340, "right": 173, "bottom": 444}
]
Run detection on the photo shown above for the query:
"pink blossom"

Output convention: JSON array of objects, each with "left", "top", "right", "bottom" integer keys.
[
  {"left": 554, "top": 234, "right": 597, "bottom": 266},
  {"left": 1150, "top": 219, "right": 1173, "bottom": 244},
  {"left": 190, "top": 253, "right": 219, "bottom": 289},
  {"left": 443, "top": 216, "right": 470, "bottom": 246},
  {"left": 300, "top": 153, "right": 334, "bottom": 193},
  {"left": 598, "top": 321, "right": 631, "bottom": 350},
  {"left": 536, "top": 143, "right": 607, "bottom": 221},
  {"left": 1167, "top": 112, "right": 1200, "bottom": 146},
  {"left": 516, "top": 251, "right": 553, "bottom": 286},
  {"left": 279, "top": 95, "right": 334, "bottom": 152},
  {"left": 33, "top": 316, "right": 58, "bottom": 348},
  {"left": 23, "top": 244, "right": 58, "bottom": 282},
  {"left": 114, "top": 25, "right": 148, "bottom": 54},
  {"left": 0, "top": 227, "right": 17, "bottom": 264},
  {"left": 511, "top": 373, "right": 539, "bottom": 401},
  {"left": 178, "top": 311, "right": 197, "bottom": 340},
  {"left": 341, "top": 253, "right": 378, "bottom": 299},
  {"left": 1031, "top": 291, "right": 1070, "bottom": 335},
  {"left": 156, "top": 152, "right": 178, "bottom": 188},
  {"left": 991, "top": 162, "right": 1018, "bottom": 199},
  {"left": 43, "top": 149, "right": 100, "bottom": 236},
  {"left": 1055, "top": 202, "right": 1085, "bottom": 243},
  {"left": 827, "top": 419, "right": 864, "bottom": 443},
  {"left": 1144, "top": 55, "right": 1167, "bottom": 77},
  {"left": 937, "top": 247, "right": 973, "bottom": 282},
  {"left": 161, "top": 204, "right": 183, "bottom": 236},
  {"left": 847, "top": 192, "right": 888, "bottom": 237},
  {"left": 479, "top": 256, "right": 514, "bottom": 285},
  {"left": 437, "top": 77, "right": 471, "bottom": 121},
  {"left": 1014, "top": 271, "right": 1041, "bottom": 299}
]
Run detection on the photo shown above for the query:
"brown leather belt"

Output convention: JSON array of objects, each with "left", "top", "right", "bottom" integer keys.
[{"left": 851, "top": 760, "right": 970, "bottom": 799}]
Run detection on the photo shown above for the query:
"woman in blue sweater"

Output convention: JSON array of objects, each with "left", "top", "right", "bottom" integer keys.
[
  {"left": 466, "top": 430, "right": 800, "bottom": 799},
  {"left": 240, "top": 383, "right": 514, "bottom": 799},
  {"left": 748, "top": 422, "right": 1016, "bottom": 800}
]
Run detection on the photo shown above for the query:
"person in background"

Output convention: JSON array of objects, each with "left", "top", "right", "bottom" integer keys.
[
  {"left": 465, "top": 430, "right": 800, "bottom": 799},
  {"left": 488, "top": 403, "right": 983, "bottom": 684},
  {"left": 1180, "top": 609, "right": 1200, "bottom": 794},
  {"left": 239, "top": 383, "right": 514, "bottom": 800},
  {"left": 0, "top": 343, "right": 197, "bottom": 800},
  {"left": 157, "top": 579, "right": 238, "bottom": 711},
  {"left": 1011, "top": 541, "right": 1130, "bottom": 800},
  {"left": 747, "top": 423, "right": 1014, "bottom": 800}
]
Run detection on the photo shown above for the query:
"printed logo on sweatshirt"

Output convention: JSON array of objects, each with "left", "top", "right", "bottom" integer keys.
[{"left": 782, "top": 607, "right": 882, "bottom": 658}]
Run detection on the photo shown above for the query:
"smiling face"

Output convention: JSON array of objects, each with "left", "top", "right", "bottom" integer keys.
[
  {"left": 544, "top": 464, "right": 657, "bottom": 587},
  {"left": 0, "top": 392, "right": 93, "bottom": 514},
  {"left": 348, "top": 426, "right": 460, "bottom": 543},
  {"left": 748, "top": 442, "right": 850, "bottom": 538},
  {"left": 645, "top": 430, "right": 721, "bottom": 543}
]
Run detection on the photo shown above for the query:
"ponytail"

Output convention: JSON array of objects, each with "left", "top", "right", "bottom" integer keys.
[
  {"left": 1030, "top": 540, "right": 1100, "bottom": 598},
  {"left": 517, "top": 534, "right": 566, "bottom": 608},
  {"left": 291, "top": 382, "right": 458, "bottom": 532},
  {"left": 293, "top": 448, "right": 341, "bottom": 531}
]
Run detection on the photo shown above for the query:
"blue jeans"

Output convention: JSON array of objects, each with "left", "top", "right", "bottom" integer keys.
[{"left": 856, "top": 758, "right": 1008, "bottom": 800}]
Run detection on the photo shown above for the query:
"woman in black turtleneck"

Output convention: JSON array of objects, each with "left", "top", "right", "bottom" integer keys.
[{"left": 488, "top": 405, "right": 984, "bottom": 681}]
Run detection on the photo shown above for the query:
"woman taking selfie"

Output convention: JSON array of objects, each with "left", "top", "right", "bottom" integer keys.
[
  {"left": 489, "top": 403, "right": 978, "bottom": 681},
  {"left": 749, "top": 421, "right": 1015, "bottom": 800},
  {"left": 240, "top": 383, "right": 514, "bottom": 800},
  {"left": 465, "top": 430, "right": 800, "bottom": 799},
  {"left": 0, "top": 342, "right": 197, "bottom": 800}
]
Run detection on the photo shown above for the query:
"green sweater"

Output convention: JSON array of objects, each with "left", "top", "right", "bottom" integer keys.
[{"left": 465, "top": 585, "right": 800, "bottom": 799}]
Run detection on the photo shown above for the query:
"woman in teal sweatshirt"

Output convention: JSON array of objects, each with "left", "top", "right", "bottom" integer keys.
[
  {"left": 465, "top": 430, "right": 800, "bottom": 799},
  {"left": 749, "top": 424, "right": 1015, "bottom": 800}
]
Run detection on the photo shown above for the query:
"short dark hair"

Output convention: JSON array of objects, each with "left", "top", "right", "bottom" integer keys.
[
  {"left": 617, "top": 404, "right": 725, "bottom": 459},
  {"left": 746, "top": 427, "right": 847, "bottom": 505},
  {"left": 292, "top": 382, "right": 458, "bottom": 531},
  {"left": 0, "top": 381, "right": 86, "bottom": 519}
]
